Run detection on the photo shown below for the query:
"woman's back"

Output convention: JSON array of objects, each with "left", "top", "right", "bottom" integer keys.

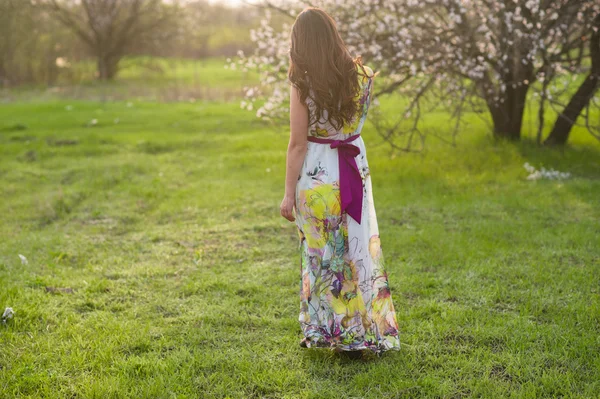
[{"left": 305, "top": 64, "right": 375, "bottom": 140}]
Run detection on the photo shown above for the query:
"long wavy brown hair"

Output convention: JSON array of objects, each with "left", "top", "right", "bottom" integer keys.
[{"left": 288, "top": 7, "right": 365, "bottom": 130}]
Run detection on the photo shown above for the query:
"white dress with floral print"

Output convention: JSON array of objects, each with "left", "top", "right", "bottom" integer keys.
[{"left": 293, "top": 65, "right": 401, "bottom": 353}]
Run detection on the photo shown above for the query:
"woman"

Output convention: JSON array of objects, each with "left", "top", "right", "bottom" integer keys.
[{"left": 279, "top": 7, "right": 401, "bottom": 357}]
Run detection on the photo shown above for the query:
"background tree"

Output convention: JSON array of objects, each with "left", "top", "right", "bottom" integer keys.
[
  {"left": 544, "top": 13, "right": 600, "bottom": 145},
  {"left": 0, "top": 0, "right": 34, "bottom": 86},
  {"left": 0, "top": 0, "right": 81, "bottom": 86},
  {"left": 46, "top": 0, "right": 182, "bottom": 80},
  {"left": 236, "top": 0, "right": 600, "bottom": 150},
  {"left": 173, "top": 0, "right": 259, "bottom": 59}
]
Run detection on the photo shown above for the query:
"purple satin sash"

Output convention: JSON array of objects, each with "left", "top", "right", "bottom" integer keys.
[{"left": 307, "top": 134, "right": 363, "bottom": 224}]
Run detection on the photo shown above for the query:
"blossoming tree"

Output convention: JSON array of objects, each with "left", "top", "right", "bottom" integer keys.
[{"left": 234, "top": 0, "right": 600, "bottom": 150}]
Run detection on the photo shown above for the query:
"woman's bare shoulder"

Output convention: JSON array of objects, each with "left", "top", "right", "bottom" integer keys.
[
  {"left": 357, "top": 64, "right": 375, "bottom": 79},
  {"left": 363, "top": 65, "right": 374, "bottom": 78}
]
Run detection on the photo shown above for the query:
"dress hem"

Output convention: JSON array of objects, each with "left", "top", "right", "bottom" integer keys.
[{"left": 299, "top": 333, "right": 401, "bottom": 355}]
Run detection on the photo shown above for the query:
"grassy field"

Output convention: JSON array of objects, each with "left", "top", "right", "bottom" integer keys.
[{"left": 1, "top": 85, "right": 599, "bottom": 397}]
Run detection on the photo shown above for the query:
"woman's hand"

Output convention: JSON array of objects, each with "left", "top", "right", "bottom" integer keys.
[{"left": 280, "top": 195, "right": 296, "bottom": 222}]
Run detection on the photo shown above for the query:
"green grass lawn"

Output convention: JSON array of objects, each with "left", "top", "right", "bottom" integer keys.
[{"left": 1, "top": 98, "right": 599, "bottom": 398}]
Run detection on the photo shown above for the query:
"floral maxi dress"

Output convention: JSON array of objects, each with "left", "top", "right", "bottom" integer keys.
[{"left": 294, "top": 65, "right": 401, "bottom": 354}]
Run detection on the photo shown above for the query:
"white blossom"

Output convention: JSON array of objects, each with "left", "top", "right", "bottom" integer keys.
[
  {"left": 234, "top": 0, "right": 600, "bottom": 143},
  {"left": 2, "top": 307, "right": 14, "bottom": 323},
  {"left": 524, "top": 163, "right": 572, "bottom": 180}
]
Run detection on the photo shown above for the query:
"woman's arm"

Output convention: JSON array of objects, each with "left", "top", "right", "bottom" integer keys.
[{"left": 280, "top": 85, "right": 309, "bottom": 222}]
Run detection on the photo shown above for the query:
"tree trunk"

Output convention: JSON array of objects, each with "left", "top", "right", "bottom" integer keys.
[
  {"left": 488, "top": 83, "right": 530, "bottom": 140},
  {"left": 484, "top": 5, "right": 534, "bottom": 141},
  {"left": 544, "top": 74, "right": 599, "bottom": 146},
  {"left": 97, "top": 54, "right": 119, "bottom": 80},
  {"left": 0, "top": 62, "right": 7, "bottom": 87},
  {"left": 544, "top": 15, "right": 600, "bottom": 146}
]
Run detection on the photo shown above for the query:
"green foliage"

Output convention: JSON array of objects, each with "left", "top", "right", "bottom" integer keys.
[{"left": 0, "top": 101, "right": 599, "bottom": 398}]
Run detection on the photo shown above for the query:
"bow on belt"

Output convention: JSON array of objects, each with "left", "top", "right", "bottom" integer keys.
[{"left": 307, "top": 134, "right": 363, "bottom": 224}]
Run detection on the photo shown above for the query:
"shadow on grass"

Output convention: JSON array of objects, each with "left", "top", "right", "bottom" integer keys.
[{"left": 514, "top": 137, "right": 600, "bottom": 179}]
